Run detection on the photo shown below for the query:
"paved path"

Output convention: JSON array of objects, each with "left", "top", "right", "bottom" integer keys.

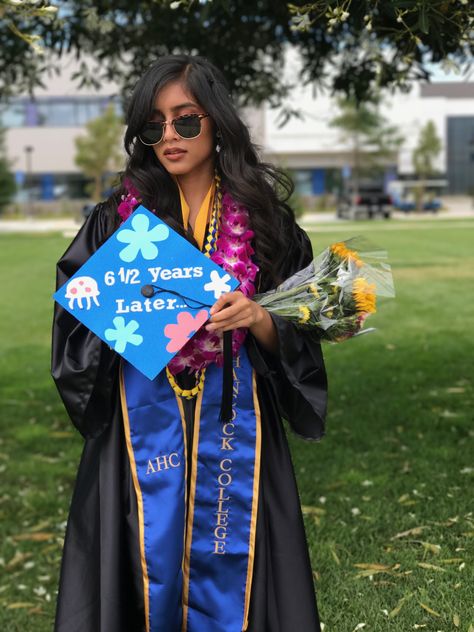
[
  {"left": 300, "top": 208, "right": 474, "bottom": 226},
  {"left": 0, "top": 218, "right": 79, "bottom": 234}
]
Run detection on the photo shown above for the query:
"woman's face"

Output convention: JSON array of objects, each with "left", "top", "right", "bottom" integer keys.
[{"left": 150, "top": 80, "right": 215, "bottom": 178}]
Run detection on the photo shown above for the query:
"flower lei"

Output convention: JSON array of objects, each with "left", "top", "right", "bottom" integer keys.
[{"left": 117, "top": 179, "right": 259, "bottom": 375}]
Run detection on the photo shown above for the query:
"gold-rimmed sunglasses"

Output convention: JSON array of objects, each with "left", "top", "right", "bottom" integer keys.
[{"left": 138, "top": 113, "right": 210, "bottom": 146}]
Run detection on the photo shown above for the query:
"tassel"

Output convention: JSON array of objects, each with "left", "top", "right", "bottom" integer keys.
[{"left": 219, "top": 331, "right": 233, "bottom": 422}]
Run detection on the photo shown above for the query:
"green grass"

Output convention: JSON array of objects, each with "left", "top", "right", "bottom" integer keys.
[{"left": 0, "top": 222, "right": 473, "bottom": 631}]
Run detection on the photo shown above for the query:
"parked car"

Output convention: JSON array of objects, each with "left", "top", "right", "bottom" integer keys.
[
  {"left": 336, "top": 182, "right": 392, "bottom": 220},
  {"left": 388, "top": 179, "right": 446, "bottom": 213},
  {"left": 391, "top": 194, "right": 441, "bottom": 213}
]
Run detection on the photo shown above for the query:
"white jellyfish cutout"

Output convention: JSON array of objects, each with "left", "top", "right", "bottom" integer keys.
[{"left": 65, "top": 276, "right": 100, "bottom": 310}]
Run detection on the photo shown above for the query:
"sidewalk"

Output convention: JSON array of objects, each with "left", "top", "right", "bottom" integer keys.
[
  {"left": 1, "top": 203, "right": 473, "bottom": 235},
  {"left": 299, "top": 208, "right": 474, "bottom": 228},
  {"left": 0, "top": 218, "right": 80, "bottom": 234}
]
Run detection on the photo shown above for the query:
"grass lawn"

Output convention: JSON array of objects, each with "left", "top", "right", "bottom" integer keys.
[{"left": 0, "top": 220, "right": 473, "bottom": 631}]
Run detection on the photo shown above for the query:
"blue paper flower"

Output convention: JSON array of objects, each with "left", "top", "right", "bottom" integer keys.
[
  {"left": 117, "top": 213, "right": 169, "bottom": 262},
  {"left": 105, "top": 317, "right": 143, "bottom": 353}
]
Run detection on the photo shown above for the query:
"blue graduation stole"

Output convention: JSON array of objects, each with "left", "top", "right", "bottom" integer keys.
[{"left": 120, "top": 345, "right": 261, "bottom": 632}]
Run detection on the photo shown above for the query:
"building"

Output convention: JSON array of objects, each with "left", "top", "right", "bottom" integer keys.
[
  {"left": 262, "top": 80, "right": 474, "bottom": 197},
  {"left": 2, "top": 54, "right": 473, "bottom": 207},
  {"left": 2, "top": 56, "right": 122, "bottom": 205}
]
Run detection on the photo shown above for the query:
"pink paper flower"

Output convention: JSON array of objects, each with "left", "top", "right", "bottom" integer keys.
[{"left": 164, "top": 310, "right": 209, "bottom": 353}]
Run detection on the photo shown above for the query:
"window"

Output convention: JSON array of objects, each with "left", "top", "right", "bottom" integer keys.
[{"left": 0, "top": 97, "right": 122, "bottom": 128}]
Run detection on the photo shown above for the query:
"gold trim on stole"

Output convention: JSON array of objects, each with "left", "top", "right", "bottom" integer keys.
[
  {"left": 119, "top": 366, "right": 151, "bottom": 632},
  {"left": 181, "top": 388, "right": 204, "bottom": 632},
  {"left": 175, "top": 396, "right": 189, "bottom": 580},
  {"left": 242, "top": 370, "right": 262, "bottom": 631}
]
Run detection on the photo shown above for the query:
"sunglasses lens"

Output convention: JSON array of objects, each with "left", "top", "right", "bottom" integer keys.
[
  {"left": 139, "top": 122, "right": 163, "bottom": 145},
  {"left": 174, "top": 115, "right": 202, "bottom": 138}
]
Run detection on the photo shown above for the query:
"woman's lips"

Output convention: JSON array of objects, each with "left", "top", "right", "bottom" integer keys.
[{"left": 164, "top": 149, "right": 187, "bottom": 161}]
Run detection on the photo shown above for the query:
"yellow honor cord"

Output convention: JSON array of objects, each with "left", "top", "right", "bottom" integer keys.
[
  {"left": 167, "top": 171, "right": 221, "bottom": 399},
  {"left": 166, "top": 367, "right": 206, "bottom": 399}
]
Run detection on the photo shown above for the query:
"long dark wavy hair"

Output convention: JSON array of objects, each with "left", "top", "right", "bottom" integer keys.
[{"left": 105, "top": 54, "right": 301, "bottom": 289}]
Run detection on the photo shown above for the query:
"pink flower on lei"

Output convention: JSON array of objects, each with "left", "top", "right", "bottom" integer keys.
[
  {"left": 117, "top": 179, "right": 141, "bottom": 222},
  {"left": 167, "top": 343, "right": 207, "bottom": 374},
  {"left": 219, "top": 194, "right": 254, "bottom": 241}
]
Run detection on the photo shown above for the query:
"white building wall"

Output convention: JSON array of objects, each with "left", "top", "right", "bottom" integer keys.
[
  {"left": 6, "top": 127, "right": 95, "bottom": 174},
  {"left": 2, "top": 52, "right": 473, "bottom": 195},
  {"left": 4, "top": 55, "right": 123, "bottom": 176},
  {"left": 263, "top": 81, "right": 474, "bottom": 176}
]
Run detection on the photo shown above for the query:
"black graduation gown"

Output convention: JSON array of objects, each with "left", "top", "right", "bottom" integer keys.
[{"left": 51, "top": 202, "right": 328, "bottom": 632}]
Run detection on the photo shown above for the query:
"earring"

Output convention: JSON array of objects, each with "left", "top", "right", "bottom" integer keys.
[{"left": 215, "top": 130, "right": 222, "bottom": 153}]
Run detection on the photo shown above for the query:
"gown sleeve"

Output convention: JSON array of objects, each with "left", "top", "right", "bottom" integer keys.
[
  {"left": 51, "top": 203, "right": 120, "bottom": 439},
  {"left": 248, "top": 222, "right": 328, "bottom": 441}
]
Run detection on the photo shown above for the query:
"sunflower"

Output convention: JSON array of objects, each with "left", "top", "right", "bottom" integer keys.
[
  {"left": 298, "top": 305, "right": 311, "bottom": 324},
  {"left": 352, "top": 277, "right": 377, "bottom": 314},
  {"left": 330, "top": 242, "right": 363, "bottom": 268}
]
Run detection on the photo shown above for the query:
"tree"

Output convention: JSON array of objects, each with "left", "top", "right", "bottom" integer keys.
[
  {"left": 74, "top": 104, "right": 124, "bottom": 202},
  {"left": 329, "top": 96, "right": 403, "bottom": 191},
  {"left": 412, "top": 119, "right": 442, "bottom": 210},
  {"left": 0, "top": 125, "right": 16, "bottom": 214},
  {"left": 0, "top": 0, "right": 58, "bottom": 99},
  {"left": 0, "top": 1, "right": 472, "bottom": 110}
]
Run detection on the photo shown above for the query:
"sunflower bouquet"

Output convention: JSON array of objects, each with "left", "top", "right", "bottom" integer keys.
[{"left": 254, "top": 236, "right": 395, "bottom": 343}]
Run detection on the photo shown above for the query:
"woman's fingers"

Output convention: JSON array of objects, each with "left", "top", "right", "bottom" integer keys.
[
  {"left": 206, "top": 292, "right": 256, "bottom": 331},
  {"left": 217, "top": 318, "right": 253, "bottom": 332},
  {"left": 210, "top": 300, "right": 248, "bottom": 323},
  {"left": 209, "top": 291, "right": 241, "bottom": 315}
]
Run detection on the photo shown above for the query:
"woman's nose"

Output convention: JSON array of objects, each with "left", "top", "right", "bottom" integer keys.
[{"left": 162, "top": 120, "right": 179, "bottom": 142}]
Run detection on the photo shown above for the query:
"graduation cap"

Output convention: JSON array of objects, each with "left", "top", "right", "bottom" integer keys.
[{"left": 54, "top": 206, "right": 240, "bottom": 380}]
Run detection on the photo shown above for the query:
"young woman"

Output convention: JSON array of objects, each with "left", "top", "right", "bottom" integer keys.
[{"left": 52, "top": 54, "right": 328, "bottom": 632}]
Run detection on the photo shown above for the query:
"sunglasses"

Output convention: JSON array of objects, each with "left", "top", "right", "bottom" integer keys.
[{"left": 138, "top": 113, "right": 210, "bottom": 146}]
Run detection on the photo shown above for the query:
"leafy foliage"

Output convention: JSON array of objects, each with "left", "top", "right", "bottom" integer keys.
[
  {"left": 74, "top": 103, "right": 124, "bottom": 201},
  {"left": 0, "top": 125, "right": 16, "bottom": 213},
  {"left": 329, "top": 96, "right": 403, "bottom": 185},
  {"left": 412, "top": 120, "right": 442, "bottom": 178},
  {"left": 0, "top": 1, "right": 472, "bottom": 106},
  {"left": 0, "top": 0, "right": 58, "bottom": 98},
  {"left": 411, "top": 120, "right": 442, "bottom": 210}
]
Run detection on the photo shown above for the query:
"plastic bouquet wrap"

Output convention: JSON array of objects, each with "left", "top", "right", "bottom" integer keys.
[{"left": 254, "top": 236, "right": 395, "bottom": 343}]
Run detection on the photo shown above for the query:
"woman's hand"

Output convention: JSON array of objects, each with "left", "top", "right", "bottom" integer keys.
[{"left": 206, "top": 291, "right": 278, "bottom": 353}]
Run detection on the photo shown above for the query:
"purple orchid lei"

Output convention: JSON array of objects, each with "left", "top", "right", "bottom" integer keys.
[{"left": 117, "top": 179, "right": 259, "bottom": 375}]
